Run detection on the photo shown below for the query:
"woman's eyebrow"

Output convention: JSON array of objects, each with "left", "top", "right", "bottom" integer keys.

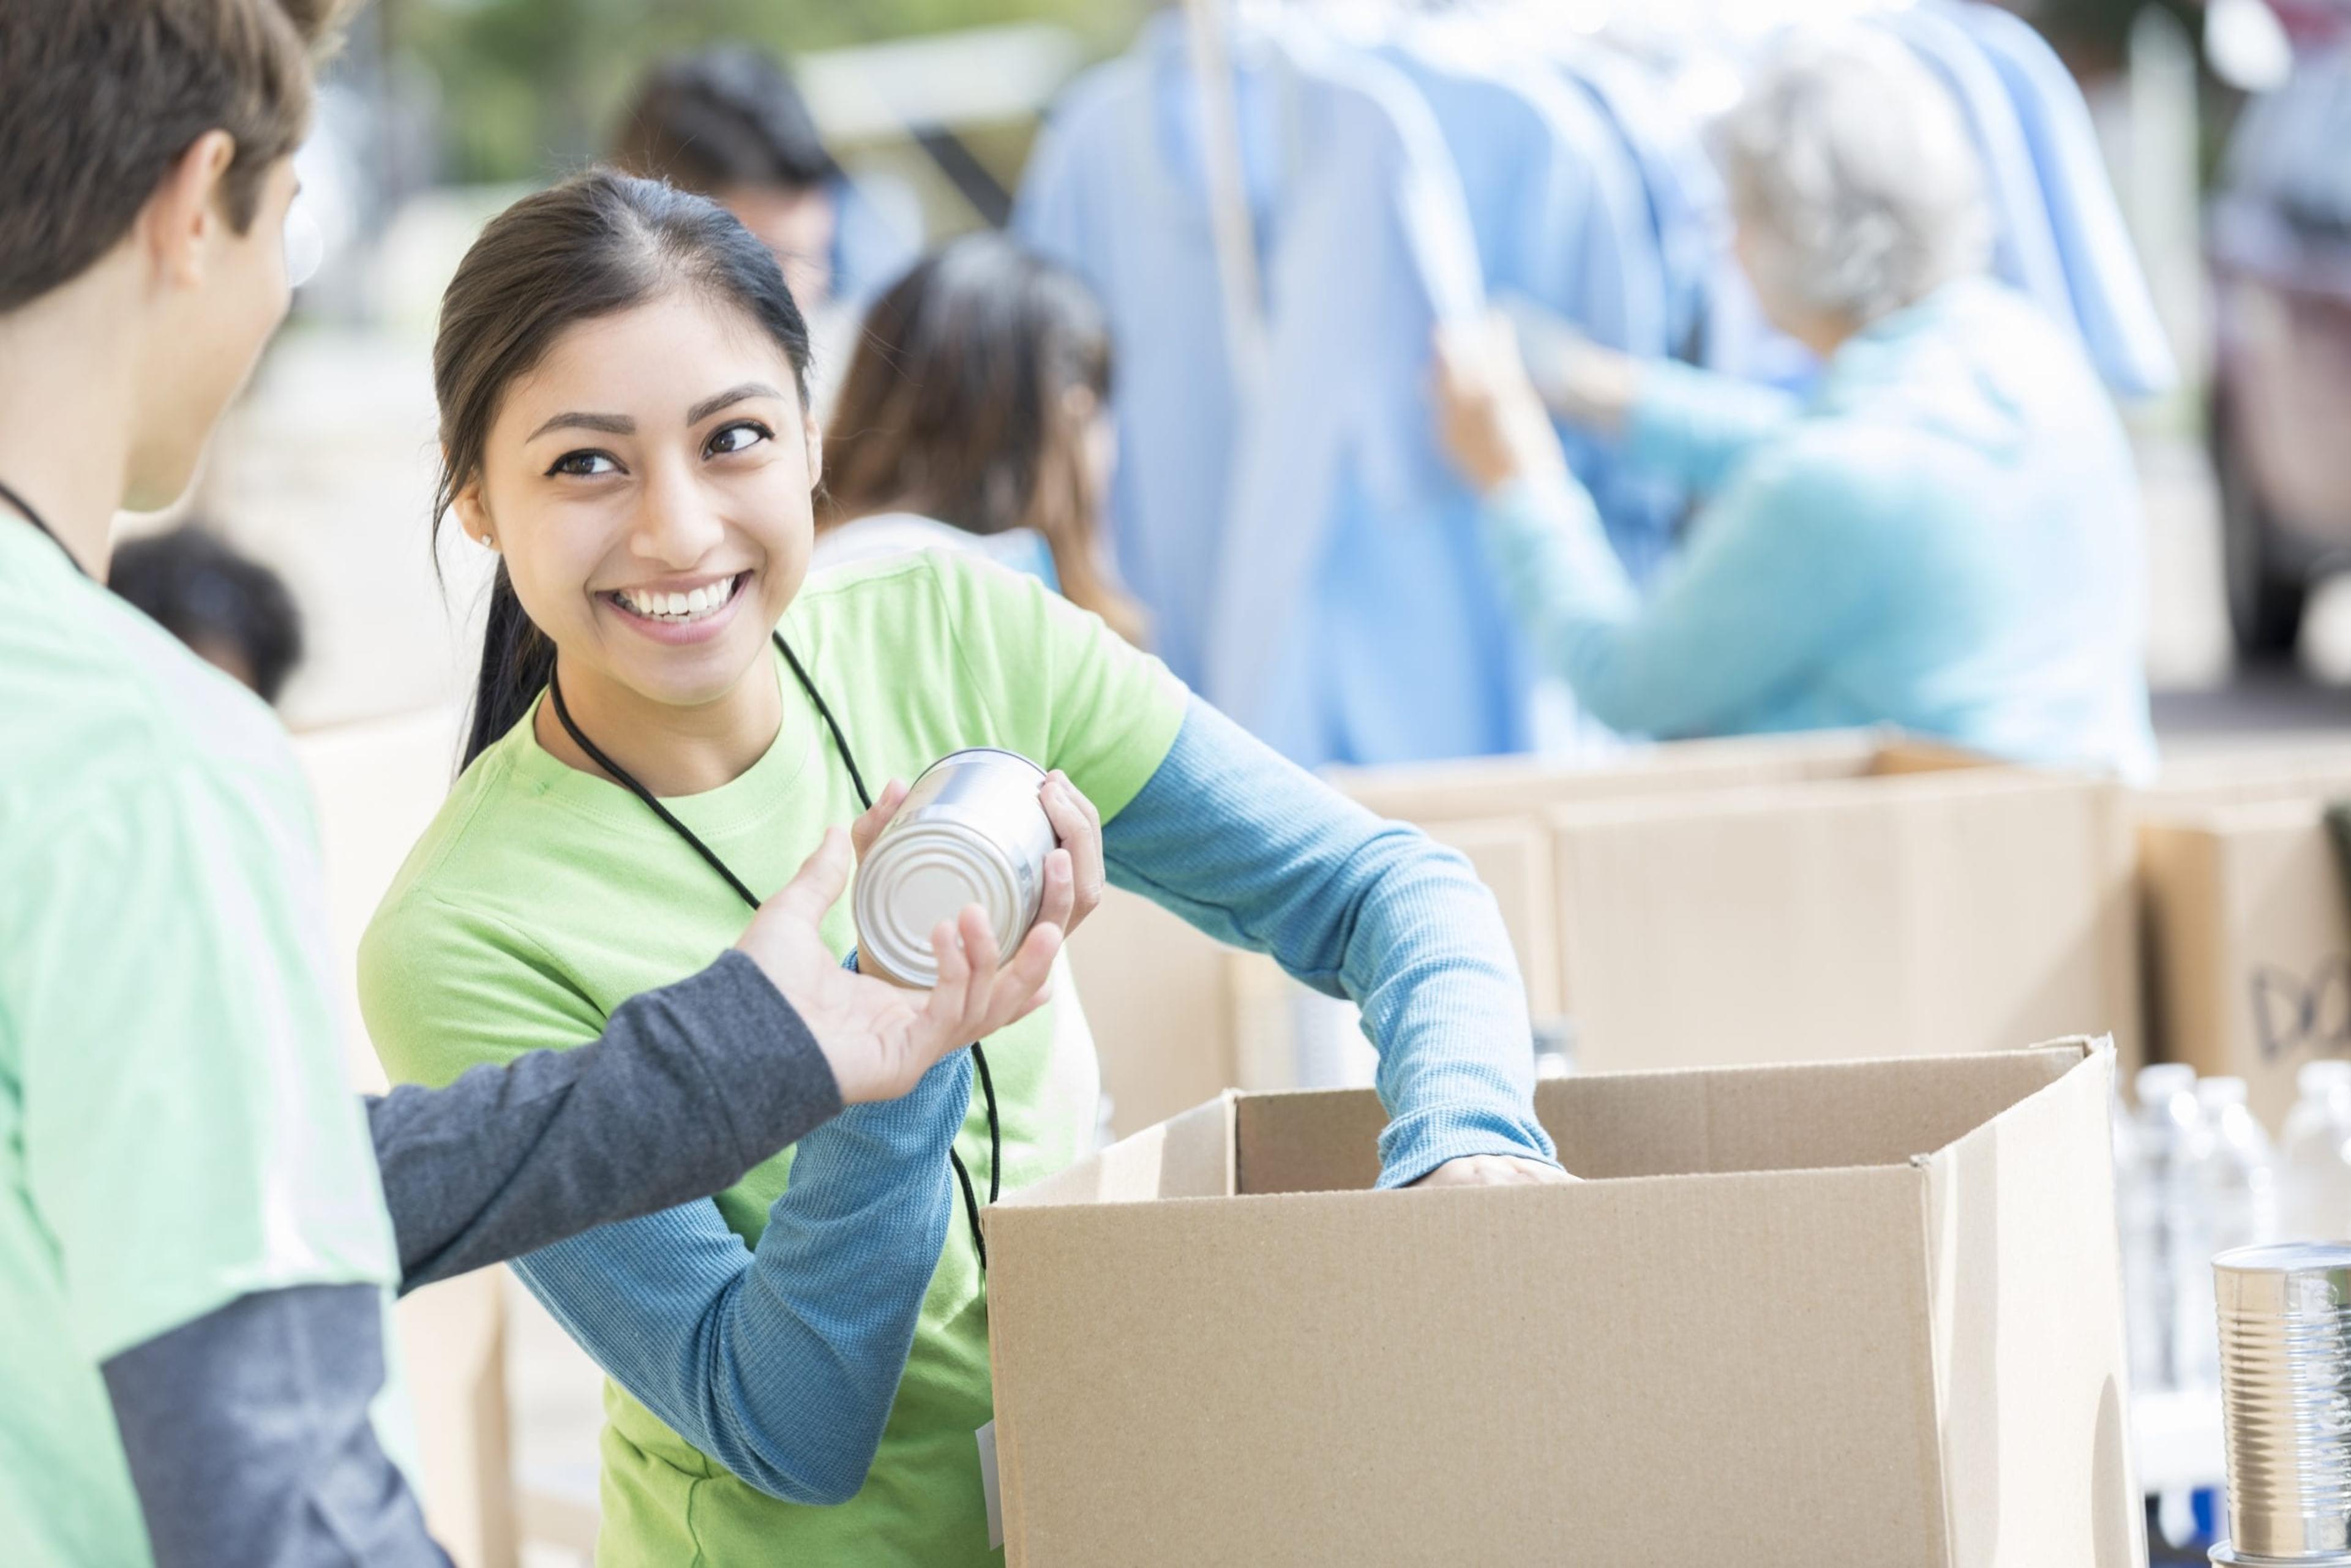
[
  {"left": 686, "top": 381, "right": 786, "bottom": 425},
  {"left": 527, "top": 411, "right": 635, "bottom": 441}
]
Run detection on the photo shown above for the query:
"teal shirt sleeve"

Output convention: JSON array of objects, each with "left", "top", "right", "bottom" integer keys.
[
  {"left": 1621, "top": 358, "right": 1804, "bottom": 497},
  {"left": 1479, "top": 435, "right": 1889, "bottom": 740},
  {"left": 1101, "top": 697, "right": 1558, "bottom": 1185}
]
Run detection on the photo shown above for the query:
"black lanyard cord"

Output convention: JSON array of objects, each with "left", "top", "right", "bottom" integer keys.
[
  {"left": 547, "top": 631, "right": 1000, "bottom": 1266},
  {"left": 0, "top": 478, "right": 91, "bottom": 579}
]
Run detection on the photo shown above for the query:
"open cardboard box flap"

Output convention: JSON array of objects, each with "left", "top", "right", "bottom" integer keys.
[{"left": 985, "top": 1041, "right": 2140, "bottom": 1567}]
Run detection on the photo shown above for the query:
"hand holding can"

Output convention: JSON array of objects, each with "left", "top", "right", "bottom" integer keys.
[{"left": 852, "top": 749, "right": 1100, "bottom": 989}]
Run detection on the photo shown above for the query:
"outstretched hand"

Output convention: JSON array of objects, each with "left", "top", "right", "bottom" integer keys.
[
  {"left": 733, "top": 827, "right": 1063, "bottom": 1103},
  {"left": 1410, "top": 1154, "right": 1578, "bottom": 1189}
]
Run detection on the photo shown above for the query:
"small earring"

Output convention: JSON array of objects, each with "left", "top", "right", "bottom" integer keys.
[{"left": 482, "top": 531, "right": 497, "bottom": 550}]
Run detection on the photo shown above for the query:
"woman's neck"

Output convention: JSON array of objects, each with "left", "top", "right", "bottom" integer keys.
[{"left": 536, "top": 649, "right": 786, "bottom": 798}]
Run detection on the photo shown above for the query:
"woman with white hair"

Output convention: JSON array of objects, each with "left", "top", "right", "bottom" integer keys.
[{"left": 1435, "top": 28, "right": 2156, "bottom": 778}]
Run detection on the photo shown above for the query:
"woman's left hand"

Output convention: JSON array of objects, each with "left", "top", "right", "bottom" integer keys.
[
  {"left": 1037, "top": 770, "right": 1105, "bottom": 942},
  {"left": 1411, "top": 1154, "right": 1579, "bottom": 1188}
]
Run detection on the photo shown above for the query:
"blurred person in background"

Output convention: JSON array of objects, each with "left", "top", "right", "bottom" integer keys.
[
  {"left": 362, "top": 168, "right": 1564, "bottom": 1567},
  {"left": 0, "top": 6, "right": 1059, "bottom": 1564},
  {"left": 816, "top": 233, "right": 1148, "bottom": 645},
  {"left": 612, "top": 45, "right": 864, "bottom": 405},
  {"left": 1434, "top": 28, "right": 2156, "bottom": 780},
  {"left": 110, "top": 522, "right": 305, "bottom": 704}
]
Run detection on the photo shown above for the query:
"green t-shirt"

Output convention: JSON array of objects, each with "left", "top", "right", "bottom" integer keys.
[
  {"left": 360, "top": 552, "right": 1188, "bottom": 1565},
  {"left": 0, "top": 522, "right": 407, "bottom": 1566}
]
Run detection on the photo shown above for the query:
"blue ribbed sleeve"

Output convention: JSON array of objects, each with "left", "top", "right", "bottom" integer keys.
[
  {"left": 1103, "top": 697, "right": 1558, "bottom": 1185},
  {"left": 509, "top": 1049, "right": 969, "bottom": 1504}
]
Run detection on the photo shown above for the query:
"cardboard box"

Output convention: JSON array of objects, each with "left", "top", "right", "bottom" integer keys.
[
  {"left": 1324, "top": 725, "right": 1987, "bottom": 823},
  {"left": 1074, "top": 734, "right": 2139, "bottom": 1131},
  {"left": 2135, "top": 746, "right": 2351, "bottom": 1130},
  {"left": 1063, "top": 888, "right": 1251, "bottom": 1141},
  {"left": 1548, "top": 762, "right": 2139, "bottom": 1073},
  {"left": 985, "top": 1041, "right": 2143, "bottom": 1568}
]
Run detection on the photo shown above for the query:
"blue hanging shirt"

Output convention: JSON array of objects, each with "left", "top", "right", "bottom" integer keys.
[
  {"left": 1015, "top": 20, "right": 1273, "bottom": 691},
  {"left": 1374, "top": 23, "right": 1678, "bottom": 583},
  {"left": 1201, "top": 20, "right": 1532, "bottom": 767},
  {"left": 1944, "top": 0, "right": 2177, "bottom": 399}
]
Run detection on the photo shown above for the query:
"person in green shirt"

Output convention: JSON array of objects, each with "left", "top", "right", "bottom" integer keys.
[
  {"left": 0, "top": 7, "right": 1063, "bottom": 1565},
  {"left": 361, "top": 170, "right": 1572, "bottom": 1565}
]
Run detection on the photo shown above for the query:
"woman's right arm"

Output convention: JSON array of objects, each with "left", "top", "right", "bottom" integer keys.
[
  {"left": 509, "top": 1050, "right": 968, "bottom": 1504},
  {"left": 1616, "top": 357, "right": 1804, "bottom": 497}
]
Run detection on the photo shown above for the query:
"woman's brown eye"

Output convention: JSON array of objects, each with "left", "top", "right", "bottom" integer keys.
[
  {"left": 548, "top": 450, "right": 619, "bottom": 478},
  {"left": 707, "top": 421, "right": 770, "bottom": 457}
]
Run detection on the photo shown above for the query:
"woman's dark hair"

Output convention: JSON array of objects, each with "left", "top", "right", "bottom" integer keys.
[
  {"left": 821, "top": 234, "right": 1145, "bottom": 645},
  {"left": 432, "top": 168, "right": 814, "bottom": 766},
  {"left": 611, "top": 47, "right": 841, "bottom": 197}
]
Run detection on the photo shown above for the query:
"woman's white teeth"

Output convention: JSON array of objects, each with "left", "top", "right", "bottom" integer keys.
[{"left": 619, "top": 575, "right": 736, "bottom": 623}]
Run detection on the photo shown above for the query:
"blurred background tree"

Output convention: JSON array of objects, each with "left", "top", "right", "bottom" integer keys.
[{"left": 381, "top": 0, "right": 1146, "bottom": 182}]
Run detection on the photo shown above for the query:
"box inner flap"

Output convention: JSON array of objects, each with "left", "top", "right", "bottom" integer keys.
[{"left": 1235, "top": 1045, "right": 2088, "bottom": 1196}]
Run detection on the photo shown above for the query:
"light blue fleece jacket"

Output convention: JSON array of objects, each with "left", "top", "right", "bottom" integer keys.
[
  {"left": 511, "top": 694, "right": 1555, "bottom": 1503},
  {"left": 1481, "top": 278, "right": 2158, "bottom": 779}
]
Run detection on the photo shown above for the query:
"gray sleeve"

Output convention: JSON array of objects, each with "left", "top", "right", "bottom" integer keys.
[
  {"left": 368, "top": 950, "right": 843, "bottom": 1295},
  {"left": 101, "top": 1283, "right": 448, "bottom": 1568}
]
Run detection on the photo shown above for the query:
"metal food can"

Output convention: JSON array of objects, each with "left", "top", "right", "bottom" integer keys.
[
  {"left": 2210, "top": 1241, "right": 2351, "bottom": 1566},
  {"left": 852, "top": 747, "right": 1057, "bottom": 989}
]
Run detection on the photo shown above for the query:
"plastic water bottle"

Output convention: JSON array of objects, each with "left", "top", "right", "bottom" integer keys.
[
  {"left": 2113, "top": 1085, "right": 2164, "bottom": 1395},
  {"left": 2279, "top": 1060, "right": 2351, "bottom": 1241},
  {"left": 2177, "top": 1077, "right": 2279, "bottom": 1391},
  {"left": 2131, "top": 1063, "right": 2202, "bottom": 1392}
]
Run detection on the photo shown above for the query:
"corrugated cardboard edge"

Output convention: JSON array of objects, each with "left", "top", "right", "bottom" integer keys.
[
  {"left": 1914, "top": 1037, "right": 2144, "bottom": 1567},
  {"left": 989, "top": 1094, "right": 1239, "bottom": 1562},
  {"left": 2137, "top": 817, "right": 2233, "bottom": 1086}
]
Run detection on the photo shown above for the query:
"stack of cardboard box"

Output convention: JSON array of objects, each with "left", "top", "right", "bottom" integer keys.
[
  {"left": 1071, "top": 730, "right": 2143, "bottom": 1135},
  {"left": 2136, "top": 745, "right": 2351, "bottom": 1130}
]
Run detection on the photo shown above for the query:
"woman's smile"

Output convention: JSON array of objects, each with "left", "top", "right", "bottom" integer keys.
[{"left": 601, "top": 568, "right": 754, "bottom": 645}]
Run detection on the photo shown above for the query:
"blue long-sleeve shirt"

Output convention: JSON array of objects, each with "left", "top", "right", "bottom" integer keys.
[
  {"left": 511, "top": 694, "right": 1557, "bottom": 1501},
  {"left": 1481, "top": 278, "right": 2157, "bottom": 779}
]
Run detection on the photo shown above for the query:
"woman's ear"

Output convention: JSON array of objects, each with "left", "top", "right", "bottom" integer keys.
[
  {"left": 451, "top": 473, "right": 497, "bottom": 552},
  {"left": 803, "top": 408, "right": 825, "bottom": 492}
]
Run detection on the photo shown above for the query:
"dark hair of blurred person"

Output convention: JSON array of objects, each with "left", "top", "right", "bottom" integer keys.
[
  {"left": 820, "top": 234, "right": 1146, "bottom": 645},
  {"left": 611, "top": 46, "right": 841, "bottom": 308},
  {"left": 109, "top": 523, "right": 304, "bottom": 704}
]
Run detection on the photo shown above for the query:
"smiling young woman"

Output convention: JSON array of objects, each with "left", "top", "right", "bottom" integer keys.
[{"left": 361, "top": 170, "right": 1568, "bottom": 1567}]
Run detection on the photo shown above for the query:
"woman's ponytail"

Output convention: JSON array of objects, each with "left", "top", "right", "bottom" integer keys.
[{"left": 462, "top": 561, "right": 557, "bottom": 767}]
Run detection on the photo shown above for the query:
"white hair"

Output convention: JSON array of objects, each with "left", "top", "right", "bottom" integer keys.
[{"left": 1712, "top": 28, "right": 1994, "bottom": 327}]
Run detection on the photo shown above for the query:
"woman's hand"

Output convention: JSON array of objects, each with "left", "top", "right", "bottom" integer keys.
[
  {"left": 1036, "top": 770, "right": 1105, "bottom": 942},
  {"left": 733, "top": 828, "right": 1063, "bottom": 1103},
  {"left": 1433, "top": 313, "right": 1575, "bottom": 497},
  {"left": 1410, "top": 1154, "right": 1578, "bottom": 1188}
]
